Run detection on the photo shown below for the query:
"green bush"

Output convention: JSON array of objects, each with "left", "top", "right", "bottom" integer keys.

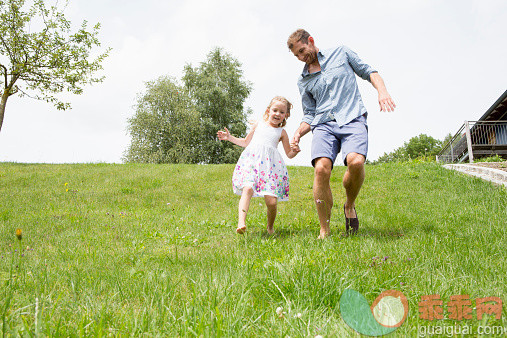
[{"left": 474, "top": 154, "right": 506, "bottom": 163}]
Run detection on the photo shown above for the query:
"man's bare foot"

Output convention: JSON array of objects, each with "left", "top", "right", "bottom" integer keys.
[
  {"left": 236, "top": 225, "right": 246, "bottom": 234},
  {"left": 267, "top": 226, "right": 274, "bottom": 235}
]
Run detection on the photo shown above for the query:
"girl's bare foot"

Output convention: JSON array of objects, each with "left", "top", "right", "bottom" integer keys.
[
  {"left": 317, "top": 227, "right": 330, "bottom": 239},
  {"left": 267, "top": 225, "right": 274, "bottom": 235},
  {"left": 236, "top": 225, "right": 247, "bottom": 234}
]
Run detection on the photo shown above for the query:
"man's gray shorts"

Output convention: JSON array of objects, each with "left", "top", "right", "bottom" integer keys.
[{"left": 311, "top": 114, "right": 368, "bottom": 167}]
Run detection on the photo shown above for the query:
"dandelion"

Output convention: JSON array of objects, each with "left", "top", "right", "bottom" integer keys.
[
  {"left": 15, "top": 229, "right": 24, "bottom": 262},
  {"left": 15, "top": 228, "right": 22, "bottom": 240},
  {"left": 276, "top": 307, "right": 284, "bottom": 317}
]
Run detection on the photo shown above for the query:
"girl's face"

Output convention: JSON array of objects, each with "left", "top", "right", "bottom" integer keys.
[{"left": 266, "top": 100, "right": 288, "bottom": 127}]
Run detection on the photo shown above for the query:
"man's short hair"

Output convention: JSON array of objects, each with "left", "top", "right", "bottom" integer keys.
[{"left": 287, "top": 29, "right": 310, "bottom": 50}]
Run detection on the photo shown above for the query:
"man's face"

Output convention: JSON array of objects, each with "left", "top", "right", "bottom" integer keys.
[{"left": 290, "top": 39, "right": 318, "bottom": 65}]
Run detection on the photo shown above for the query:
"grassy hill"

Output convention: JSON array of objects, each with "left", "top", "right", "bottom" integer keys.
[{"left": 0, "top": 162, "right": 506, "bottom": 336}]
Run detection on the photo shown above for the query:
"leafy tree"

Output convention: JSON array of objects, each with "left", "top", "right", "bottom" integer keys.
[
  {"left": 0, "top": 0, "right": 110, "bottom": 131},
  {"left": 125, "top": 48, "right": 252, "bottom": 164},
  {"left": 374, "top": 146, "right": 409, "bottom": 164},
  {"left": 182, "top": 48, "right": 252, "bottom": 164},
  {"left": 374, "top": 134, "right": 444, "bottom": 163},
  {"left": 404, "top": 134, "right": 442, "bottom": 158},
  {"left": 124, "top": 77, "right": 204, "bottom": 164}
]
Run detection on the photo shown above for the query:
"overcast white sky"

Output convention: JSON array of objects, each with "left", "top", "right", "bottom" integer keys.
[{"left": 0, "top": 0, "right": 506, "bottom": 165}]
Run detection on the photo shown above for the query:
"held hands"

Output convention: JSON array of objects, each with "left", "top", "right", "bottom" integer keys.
[
  {"left": 290, "top": 133, "right": 301, "bottom": 146},
  {"left": 290, "top": 132, "right": 302, "bottom": 154},
  {"left": 217, "top": 127, "right": 230, "bottom": 141},
  {"left": 290, "top": 142, "right": 301, "bottom": 154},
  {"left": 291, "top": 133, "right": 301, "bottom": 147},
  {"left": 290, "top": 134, "right": 301, "bottom": 154}
]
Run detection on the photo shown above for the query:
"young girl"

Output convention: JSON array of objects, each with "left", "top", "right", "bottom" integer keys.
[{"left": 217, "top": 96, "right": 300, "bottom": 234}]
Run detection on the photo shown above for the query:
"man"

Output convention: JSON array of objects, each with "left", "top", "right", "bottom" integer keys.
[{"left": 288, "top": 29, "right": 395, "bottom": 238}]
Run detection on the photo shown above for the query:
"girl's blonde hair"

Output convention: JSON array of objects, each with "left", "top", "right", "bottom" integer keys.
[{"left": 263, "top": 96, "right": 292, "bottom": 127}]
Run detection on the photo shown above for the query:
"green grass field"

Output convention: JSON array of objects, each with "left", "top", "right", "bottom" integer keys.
[{"left": 0, "top": 162, "right": 506, "bottom": 336}]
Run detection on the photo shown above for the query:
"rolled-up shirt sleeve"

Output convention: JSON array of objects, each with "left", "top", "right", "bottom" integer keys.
[
  {"left": 299, "top": 83, "right": 316, "bottom": 125},
  {"left": 344, "top": 46, "right": 377, "bottom": 82}
]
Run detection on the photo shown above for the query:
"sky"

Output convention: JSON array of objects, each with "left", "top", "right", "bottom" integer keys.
[{"left": 0, "top": 0, "right": 506, "bottom": 166}]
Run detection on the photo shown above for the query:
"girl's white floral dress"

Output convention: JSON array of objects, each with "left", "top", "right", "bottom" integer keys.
[{"left": 232, "top": 121, "right": 290, "bottom": 201}]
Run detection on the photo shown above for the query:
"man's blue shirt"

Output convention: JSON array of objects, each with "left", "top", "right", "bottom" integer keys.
[{"left": 297, "top": 45, "right": 377, "bottom": 127}]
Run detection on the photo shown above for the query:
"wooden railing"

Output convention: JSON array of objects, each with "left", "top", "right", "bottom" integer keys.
[{"left": 437, "top": 121, "right": 507, "bottom": 163}]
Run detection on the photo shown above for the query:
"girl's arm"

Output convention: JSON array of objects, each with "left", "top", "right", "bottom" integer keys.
[
  {"left": 217, "top": 122, "right": 258, "bottom": 148},
  {"left": 280, "top": 129, "right": 300, "bottom": 159}
]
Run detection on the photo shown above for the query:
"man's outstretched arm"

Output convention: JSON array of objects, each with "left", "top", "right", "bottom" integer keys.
[{"left": 370, "top": 72, "right": 396, "bottom": 112}]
